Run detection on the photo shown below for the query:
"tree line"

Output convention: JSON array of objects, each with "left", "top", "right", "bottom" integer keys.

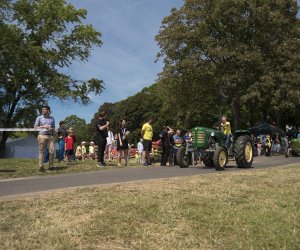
[{"left": 94, "top": 0, "right": 300, "bottom": 144}]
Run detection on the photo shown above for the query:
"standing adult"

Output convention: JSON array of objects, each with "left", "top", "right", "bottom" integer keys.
[
  {"left": 57, "top": 120, "right": 67, "bottom": 162},
  {"left": 106, "top": 129, "right": 114, "bottom": 162},
  {"left": 168, "top": 129, "right": 175, "bottom": 165},
  {"left": 265, "top": 134, "right": 272, "bottom": 156},
  {"left": 273, "top": 134, "right": 281, "bottom": 154},
  {"left": 173, "top": 129, "right": 183, "bottom": 165},
  {"left": 117, "top": 119, "right": 130, "bottom": 166},
  {"left": 160, "top": 126, "right": 172, "bottom": 166},
  {"left": 34, "top": 105, "right": 55, "bottom": 172},
  {"left": 141, "top": 117, "right": 153, "bottom": 167},
  {"left": 95, "top": 112, "right": 109, "bottom": 167}
]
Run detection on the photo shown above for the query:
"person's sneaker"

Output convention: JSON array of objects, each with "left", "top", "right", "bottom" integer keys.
[
  {"left": 102, "top": 162, "right": 107, "bottom": 166},
  {"left": 97, "top": 162, "right": 104, "bottom": 167},
  {"left": 143, "top": 163, "right": 148, "bottom": 167},
  {"left": 39, "top": 167, "right": 45, "bottom": 172}
]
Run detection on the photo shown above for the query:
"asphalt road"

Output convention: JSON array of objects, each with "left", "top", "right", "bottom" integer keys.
[{"left": 0, "top": 156, "right": 299, "bottom": 198}]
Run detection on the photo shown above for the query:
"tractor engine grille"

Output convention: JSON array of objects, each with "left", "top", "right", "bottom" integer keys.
[
  {"left": 192, "top": 131, "right": 196, "bottom": 140},
  {"left": 197, "top": 132, "right": 205, "bottom": 144}
]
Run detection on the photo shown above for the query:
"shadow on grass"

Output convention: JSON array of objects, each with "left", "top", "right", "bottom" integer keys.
[
  {"left": 48, "top": 166, "right": 68, "bottom": 171},
  {"left": 0, "top": 169, "right": 16, "bottom": 173}
]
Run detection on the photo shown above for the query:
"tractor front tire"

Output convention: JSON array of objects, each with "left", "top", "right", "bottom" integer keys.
[
  {"left": 235, "top": 135, "right": 253, "bottom": 168},
  {"left": 213, "top": 147, "right": 228, "bottom": 171},
  {"left": 176, "top": 146, "right": 190, "bottom": 168}
]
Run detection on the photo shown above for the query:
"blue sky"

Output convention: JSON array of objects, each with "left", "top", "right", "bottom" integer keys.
[{"left": 49, "top": 0, "right": 183, "bottom": 125}]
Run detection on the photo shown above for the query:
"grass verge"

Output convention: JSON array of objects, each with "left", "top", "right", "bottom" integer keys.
[
  {"left": 0, "top": 165, "right": 299, "bottom": 249},
  {"left": 0, "top": 158, "right": 142, "bottom": 179}
]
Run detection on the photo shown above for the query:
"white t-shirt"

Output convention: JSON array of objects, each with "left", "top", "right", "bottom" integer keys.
[
  {"left": 106, "top": 131, "right": 114, "bottom": 145},
  {"left": 137, "top": 142, "right": 143, "bottom": 153},
  {"left": 89, "top": 146, "right": 95, "bottom": 154}
]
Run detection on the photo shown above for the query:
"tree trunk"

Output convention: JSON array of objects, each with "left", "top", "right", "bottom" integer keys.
[
  {"left": 231, "top": 99, "right": 240, "bottom": 130},
  {"left": 0, "top": 132, "right": 8, "bottom": 158}
]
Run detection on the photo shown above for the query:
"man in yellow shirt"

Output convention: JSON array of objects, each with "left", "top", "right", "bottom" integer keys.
[
  {"left": 141, "top": 117, "right": 153, "bottom": 166},
  {"left": 221, "top": 116, "right": 232, "bottom": 147}
]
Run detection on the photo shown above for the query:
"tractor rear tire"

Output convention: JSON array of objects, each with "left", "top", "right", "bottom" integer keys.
[
  {"left": 213, "top": 147, "right": 228, "bottom": 171},
  {"left": 235, "top": 135, "right": 253, "bottom": 168},
  {"left": 202, "top": 153, "right": 213, "bottom": 167},
  {"left": 176, "top": 146, "right": 190, "bottom": 168}
]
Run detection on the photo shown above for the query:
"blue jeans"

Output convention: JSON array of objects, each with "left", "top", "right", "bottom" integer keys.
[
  {"left": 225, "top": 134, "right": 232, "bottom": 148},
  {"left": 44, "top": 147, "right": 49, "bottom": 163},
  {"left": 58, "top": 139, "right": 65, "bottom": 161}
]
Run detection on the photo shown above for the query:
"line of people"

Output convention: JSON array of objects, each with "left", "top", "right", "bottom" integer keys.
[
  {"left": 95, "top": 112, "right": 154, "bottom": 167},
  {"left": 34, "top": 106, "right": 230, "bottom": 171},
  {"left": 35, "top": 105, "right": 290, "bottom": 172}
]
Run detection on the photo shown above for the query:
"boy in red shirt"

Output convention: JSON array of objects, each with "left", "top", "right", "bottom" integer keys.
[{"left": 65, "top": 130, "right": 74, "bottom": 165}]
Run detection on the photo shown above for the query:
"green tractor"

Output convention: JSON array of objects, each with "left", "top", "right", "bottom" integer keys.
[
  {"left": 285, "top": 137, "right": 300, "bottom": 157},
  {"left": 176, "top": 127, "right": 254, "bottom": 171}
]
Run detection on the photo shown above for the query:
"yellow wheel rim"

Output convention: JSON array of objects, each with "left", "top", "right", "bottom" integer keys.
[
  {"left": 219, "top": 150, "right": 227, "bottom": 167},
  {"left": 245, "top": 142, "right": 253, "bottom": 162}
]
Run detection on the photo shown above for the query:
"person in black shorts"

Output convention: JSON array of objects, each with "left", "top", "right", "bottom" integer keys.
[
  {"left": 142, "top": 140, "right": 152, "bottom": 154},
  {"left": 117, "top": 119, "right": 130, "bottom": 166}
]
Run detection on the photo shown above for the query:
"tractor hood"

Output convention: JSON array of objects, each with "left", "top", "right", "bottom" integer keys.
[{"left": 191, "top": 127, "right": 223, "bottom": 148}]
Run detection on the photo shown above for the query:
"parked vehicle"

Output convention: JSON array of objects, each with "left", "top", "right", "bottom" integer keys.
[{"left": 176, "top": 126, "right": 254, "bottom": 171}]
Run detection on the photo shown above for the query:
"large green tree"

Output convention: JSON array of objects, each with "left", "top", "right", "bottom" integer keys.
[
  {"left": 156, "top": 0, "right": 300, "bottom": 129},
  {"left": 0, "top": 0, "right": 103, "bottom": 157}
]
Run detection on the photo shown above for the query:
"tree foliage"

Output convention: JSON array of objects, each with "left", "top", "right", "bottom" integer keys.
[
  {"left": 0, "top": 0, "right": 103, "bottom": 157},
  {"left": 91, "top": 84, "right": 173, "bottom": 144},
  {"left": 155, "top": 0, "right": 300, "bottom": 129}
]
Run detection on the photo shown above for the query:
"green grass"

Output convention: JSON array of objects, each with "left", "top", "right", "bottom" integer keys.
[
  {"left": 0, "top": 165, "right": 299, "bottom": 249},
  {"left": 0, "top": 158, "right": 143, "bottom": 179}
]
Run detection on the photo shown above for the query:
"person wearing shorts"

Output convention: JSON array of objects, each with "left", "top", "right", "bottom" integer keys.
[
  {"left": 141, "top": 117, "right": 153, "bottom": 166},
  {"left": 65, "top": 130, "right": 74, "bottom": 165},
  {"left": 117, "top": 119, "right": 130, "bottom": 166}
]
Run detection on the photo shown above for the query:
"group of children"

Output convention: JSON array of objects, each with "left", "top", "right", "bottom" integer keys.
[{"left": 61, "top": 129, "right": 97, "bottom": 164}]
